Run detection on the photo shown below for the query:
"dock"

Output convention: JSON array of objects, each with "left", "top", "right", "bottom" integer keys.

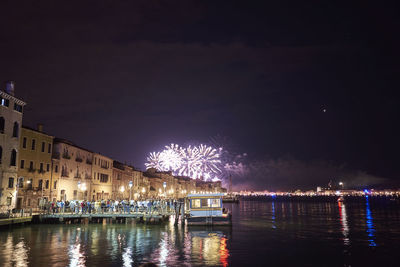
[
  {"left": 0, "top": 216, "right": 32, "bottom": 226},
  {"left": 35, "top": 212, "right": 172, "bottom": 224}
]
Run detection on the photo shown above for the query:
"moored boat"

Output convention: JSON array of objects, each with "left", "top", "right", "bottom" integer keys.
[{"left": 186, "top": 193, "right": 232, "bottom": 226}]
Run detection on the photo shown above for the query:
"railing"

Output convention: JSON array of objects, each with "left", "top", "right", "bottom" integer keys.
[
  {"left": 75, "top": 157, "right": 83, "bottom": 163},
  {"left": 62, "top": 153, "right": 71, "bottom": 159},
  {"left": 52, "top": 152, "right": 60, "bottom": 159},
  {"left": 86, "top": 159, "right": 92, "bottom": 165}
]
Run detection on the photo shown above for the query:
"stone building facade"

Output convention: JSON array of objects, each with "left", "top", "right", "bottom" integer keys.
[
  {"left": 17, "top": 125, "right": 54, "bottom": 209},
  {"left": 53, "top": 138, "right": 93, "bottom": 201},
  {"left": 91, "top": 153, "right": 113, "bottom": 200},
  {"left": 0, "top": 82, "right": 26, "bottom": 211}
]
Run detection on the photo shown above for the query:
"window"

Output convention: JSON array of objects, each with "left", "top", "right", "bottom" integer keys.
[
  {"left": 209, "top": 198, "right": 220, "bottom": 208},
  {"left": 100, "top": 173, "right": 109, "bottom": 183},
  {"left": 18, "top": 178, "right": 23, "bottom": 188},
  {"left": 45, "top": 180, "right": 49, "bottom": 189},
  {"left": 12, "top": 122, "right": 19, "bottom": 137},
  {"left": 192, "top": 199, "right": 201, "bottom": 208},
  {"left": 27, "top": 179, "right": 33, "bottom": 189},
  {"left": 201, "top": 198, "right": 208, "bottom": 207},
  {"left": 0, "top": 117, "right": 4, "bottom": 134},
  {"left": 55, "top": 165, "right": 58, "bottom": 173},
  {"left": 29, "top": 161, "right": 34, "bottom": 169},
  {"left": 46, "top": 163, "right": 50, "bottom": 172},
  {"left": 48, "top": 144, "right": 51, "bottom": 153},
  {"left": 38, "top": 179, "right": 43, "bottom": 189},
  {"left": 40, "top": 163, "right": 44, "bottom": 171},
  {"left": 0, "top": 146, "right": 2, "bottom": 164},
  {"left": 10, "top": 149, "right": 17, "bottom": 166},
  {"left": 6, "top": 197, "right": 12, "bottom": 206},
  {"left": 14, "top": 103, "right": 23, "bottom": 112},
  {"left": 31, "top": 139, "right": 36, "bottom": 150},
  {"left": 22, "top": 137, "right": 27, "bottom": 148},
  {"left": 27, "top": 198, "right": 31, "bottom": 206},
  {"left": 20, "top": 159, "right": 25, "bottom": 169},
  {"left": 1, "top": 97, "right": 9, "bottom": 107},
  {"left": 53, "top": 181, "right": 57, "bottom": 189},
  {"left": 41, "top": 142, "right": 45, "bottom": 152},
  {"left": 8, "top": 177, "right": 14, "bottom": 188}
]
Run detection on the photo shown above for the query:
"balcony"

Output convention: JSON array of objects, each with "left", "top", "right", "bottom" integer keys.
[
  {"left": 61, "top": 171, "right": 69, "bottom": 177},
  {"left": 28, "top": 168, "right": 36, "bottom": 173},
  {"left": 52, "top": 152, "right": 60, "bottom": 159},
  {"left": 75, "top": 157, "right": 83, "bottom": 163},
  {"left": 74, "top": 173, "right": 81, "bottom": 179},
  {"left": 38, "top": 169, "right": 46, "bottom": 174},
  {"left": 86, "top": 159, "right": 92, "bottom": 165},
  {"left": 62, "top": 153, "right": 71, "bottom": 159}
]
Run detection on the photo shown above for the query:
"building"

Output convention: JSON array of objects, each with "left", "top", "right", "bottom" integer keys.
[
  {"left": 52, "top": 138, "right": 93, "bottom": 201},
  {"left": 16, "top": 125, "right": 54, "bottom": 209},
  {"left": 91, "top": 153, "right": 113, "bottom": 200},
  {"left": 0, "top": 81, "right": 26, "bottom": 211}
]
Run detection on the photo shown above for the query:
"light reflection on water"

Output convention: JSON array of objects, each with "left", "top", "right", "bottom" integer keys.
[
  {"left": 338, "top": 201, "right": 350, "bottom": 246},
  {"left": 1, "top": 200, "right": 400, "bottom": 266},
  {"left": 365, "top": 196, "right": 377, "bottom": 247}
]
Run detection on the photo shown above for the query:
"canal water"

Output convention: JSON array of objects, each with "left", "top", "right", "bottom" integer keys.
[{"left": 1, "top": 198, "right": 400, "bottom": 266}]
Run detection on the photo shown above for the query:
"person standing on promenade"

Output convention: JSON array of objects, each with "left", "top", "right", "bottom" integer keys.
[{"left": 70, "top": 201, "right": 75, "bottom": 214}]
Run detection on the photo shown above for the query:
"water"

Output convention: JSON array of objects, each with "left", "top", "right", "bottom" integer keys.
[{"left": 1, "top": 198, "right": 400, "bottom": 266}]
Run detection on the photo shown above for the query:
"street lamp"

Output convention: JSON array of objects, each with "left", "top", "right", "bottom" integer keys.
[
  {"left": 120, "top": 185, "right": 125, "bottom": 200},
  {"left": 129, "top": 181, "right": 133, "bottom": 201},
  {"left": 163, "top": 182, "right": 166, "bottom": 197}
]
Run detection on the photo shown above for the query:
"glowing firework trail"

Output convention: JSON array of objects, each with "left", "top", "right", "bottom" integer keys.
[{"left": 145, "top": 152, "right": 163, "bottom": 170}]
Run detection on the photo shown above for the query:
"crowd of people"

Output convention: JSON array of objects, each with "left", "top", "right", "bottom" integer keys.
[{"left": 40, "top": 199, "right": 181, "bottom": 215}]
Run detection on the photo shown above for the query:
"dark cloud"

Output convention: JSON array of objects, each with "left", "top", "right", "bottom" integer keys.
[{"left": 0, "top": 0, "right": 399, "bottom": 186}]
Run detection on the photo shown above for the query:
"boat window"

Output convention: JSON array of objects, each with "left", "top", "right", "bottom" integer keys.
[
  {"left": 201, "top": 198, "right": 208, "bottom": 207},
  {"left": 192, "top": 199, "right": 201, "bottom": 208},
  {"left": 209, "top": 198, "right": 220, "bottom": 207}
]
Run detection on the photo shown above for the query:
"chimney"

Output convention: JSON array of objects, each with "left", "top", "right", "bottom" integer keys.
[
  {"left": 5, "top": 81, "right": 15, "bottom": 96},
  {"left": 37, "top": 123, "right": 43, "bottom": 132}
]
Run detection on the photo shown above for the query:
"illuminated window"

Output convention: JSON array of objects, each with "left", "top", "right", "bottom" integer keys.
[
  {"left": 1, "top": 97, "right": 9, "bottom": 107},
  {"left": 201, "top": 198, "right": 208, "bottom": 207},
  {"left": 209, "top": 198, "right": 220, "bottom": 207},
  {"left": 192, "top": 199, "right": 201, "bottom": 208}
]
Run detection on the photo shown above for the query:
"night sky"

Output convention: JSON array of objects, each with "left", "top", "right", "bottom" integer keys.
[{"left": 1, "top": 1, "right": 399, "bottom": 189}]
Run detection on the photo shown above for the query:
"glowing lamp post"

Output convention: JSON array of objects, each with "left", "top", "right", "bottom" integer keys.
[
  {"left": 129, "top": 181, "right": 133, "bottom": 201},
  {"left": 120, "top": 185, "right": 125, "bottom": 200}
]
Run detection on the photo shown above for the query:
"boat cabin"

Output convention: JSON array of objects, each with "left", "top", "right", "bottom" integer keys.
[{"left": 187, "top": 193, "right": 224, "bottom": 217}]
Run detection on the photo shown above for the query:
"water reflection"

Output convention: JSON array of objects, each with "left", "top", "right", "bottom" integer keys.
[
  {"left": 271, "top": 201, "right": 276, "bottom": 229},
  {"left": 365, "top": 196, "right": 377, "bottom": 247},
  {"left": 338, "top": 201, "right": 350, "bottom": 245}
]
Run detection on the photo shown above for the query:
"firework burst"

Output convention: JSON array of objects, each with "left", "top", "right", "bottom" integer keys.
[{"left": 145, "top": 143, "right": 224, "bottom": 181}]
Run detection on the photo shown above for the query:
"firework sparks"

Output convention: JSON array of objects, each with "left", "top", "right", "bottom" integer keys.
[{"left": 145, "top": 143, "right": 224, "bottom": 181}]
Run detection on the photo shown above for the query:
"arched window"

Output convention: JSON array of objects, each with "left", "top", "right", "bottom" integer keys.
[
  {"left": 12, "top": 122, "right": 19, "bottom": 137},
  {"left": 0, "top": 146, "right": 2, "bottom": 164},
  {"left": 0, "top": 117, "right": 4, "bottom": 134},
  {"left": 10, "top": 149, "right": 17, "bottom": 166}
]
